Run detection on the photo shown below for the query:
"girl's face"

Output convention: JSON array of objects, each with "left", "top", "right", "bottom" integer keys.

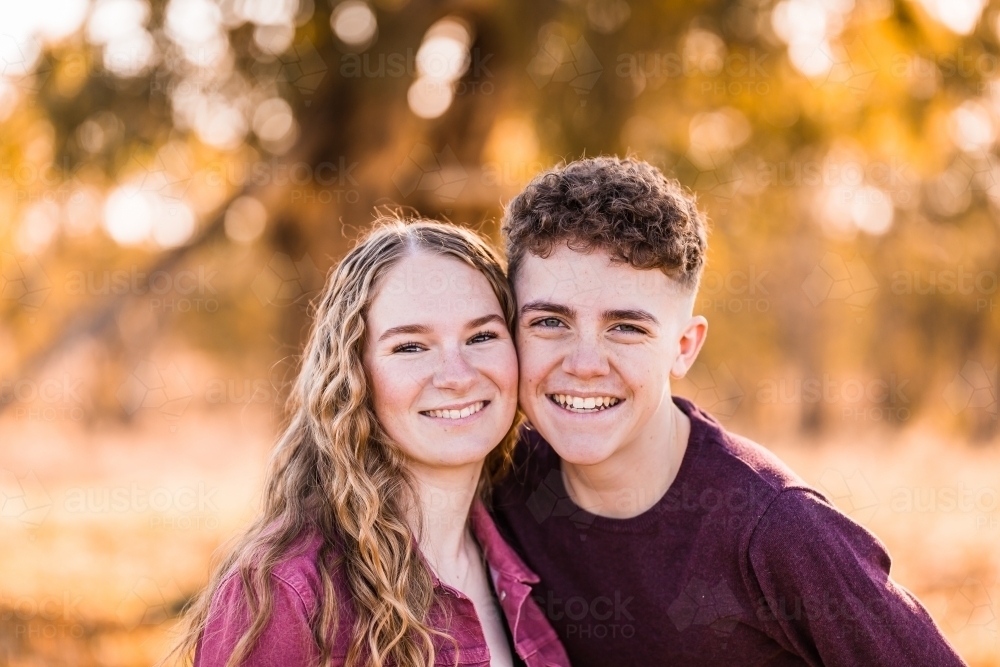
[{"left": 363, "top": 251, "right": 518, "bottom": 473}]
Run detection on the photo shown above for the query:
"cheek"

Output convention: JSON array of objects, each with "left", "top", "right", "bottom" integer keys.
[
  {"left": 515, "top": 337, "right": 549, "bottom": 386},
  {"left": 497, "top": 345, "right": 520, "bottom": 396},
  {"left": 369, "top": 363, "right": 421, "bottom": 423},
  {"left": 481, "top": 343, "right": 519, "bottom": 399},
  {"left": 615, "top": 350, "right": 669, "bottom": 403}
]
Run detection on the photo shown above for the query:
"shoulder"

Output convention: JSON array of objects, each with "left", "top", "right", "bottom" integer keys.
[
  {"left": 677, "top": 396, "right": 813, "bottom": 498},
  {"left": 751, "top": 487, "right": 888, "bottom": 562},
  {"left": 677, "top": 399, "right": 889, "bottom": 562},
  {"left": 198, "top": 530, "right": 352, "bottom": 666},
  {"left": 212, "top": 533, "right": 323, "bottom": 617},
  {"left": 267, "top": 530, "right": 330, "bottom": 611}
]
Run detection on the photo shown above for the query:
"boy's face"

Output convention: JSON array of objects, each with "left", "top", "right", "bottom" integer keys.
[{"left": 513, "top": 244, "right": 707, "bottom": 466}]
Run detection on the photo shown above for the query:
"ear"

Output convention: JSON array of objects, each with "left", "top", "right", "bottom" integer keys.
[{"left": 670, "top": 315, "right": 708, "bottom": 379}]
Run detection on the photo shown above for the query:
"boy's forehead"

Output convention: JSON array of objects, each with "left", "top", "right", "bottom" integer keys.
[{"left": 514, "top": 245, "right": 686, "bottom": 302}]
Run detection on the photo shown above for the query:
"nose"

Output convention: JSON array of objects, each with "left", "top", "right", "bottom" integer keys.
[
  {"left": 432, "top": 346, "right": 479, "bottom": 393},
  {"left": 561, "top": 336, "right": 610, "bottom": 380}
]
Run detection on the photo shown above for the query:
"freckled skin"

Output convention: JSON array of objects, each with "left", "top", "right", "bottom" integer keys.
[
  {"left": 514, "top": 245, "right": 707, "bottom": 515},
  {"left": 362, "top": 251, "right": 518, "bottom": 666},
  {"left": 363, "top": 252, "right": 518, "bottom": 471}
]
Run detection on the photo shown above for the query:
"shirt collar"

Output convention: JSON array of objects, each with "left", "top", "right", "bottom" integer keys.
[
  {"left": 418, "top": 497, "right": 541, "bottom": 591},
  {"left": 468, "top": 497, "right": 540, "bottom": 585}
]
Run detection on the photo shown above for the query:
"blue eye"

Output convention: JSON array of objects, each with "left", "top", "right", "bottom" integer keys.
[
  {"left": 469, "top": 330, "right": 499, "bottom": 344},
  {"left": 393, "top": 342, "right": 425, "bottom": 353},
  {"left": 533, "top": 317, "right": 565, "bottom": 328},
  {"left": 612, "top": 323, "right": 645, "bottom": 334}
]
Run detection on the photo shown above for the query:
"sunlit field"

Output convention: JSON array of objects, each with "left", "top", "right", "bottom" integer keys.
[
  {"left": 3, "top": 403, "right": 998, "bottom": 667},
  {"left": 3, "top": 0, "right": 1000, "bottom": 664}
]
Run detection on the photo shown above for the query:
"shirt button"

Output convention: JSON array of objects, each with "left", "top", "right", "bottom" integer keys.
[{"left": 499, "top": 590, "right": 506, "bottom": 601}]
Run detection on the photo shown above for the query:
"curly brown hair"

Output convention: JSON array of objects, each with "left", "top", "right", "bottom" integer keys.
[
  {"left": 168, "top": 218, "right": 520, "bottom": 667},
  {"left": 502, "top": 156, "right": 708, "bottom": 292}
]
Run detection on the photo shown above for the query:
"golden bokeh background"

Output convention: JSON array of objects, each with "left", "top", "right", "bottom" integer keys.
[{"left": 1, "top": 0, "right": 999, "bottom": 664}]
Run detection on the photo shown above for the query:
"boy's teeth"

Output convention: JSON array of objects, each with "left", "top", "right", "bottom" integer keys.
[{"left": 551, "top": 394, "right": 620, "bottom": 412}]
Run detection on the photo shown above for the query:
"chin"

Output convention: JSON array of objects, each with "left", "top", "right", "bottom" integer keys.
[
  {"left": 544, "top": 435, "right": 620, "bottom": 467},
  {"left": 436, "top": 435, "right": 503, "bottom": 464}
]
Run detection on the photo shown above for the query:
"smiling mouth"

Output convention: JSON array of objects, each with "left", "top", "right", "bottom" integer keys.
[
  {"left": 420, "top": 401, "right": 488, "bottom": 420},
  {"left": 548, "top": 394, "right": 623, "bottom": 413}
]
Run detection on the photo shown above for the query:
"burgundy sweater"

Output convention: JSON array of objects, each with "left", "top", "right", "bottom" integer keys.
[{"left": 492, "top": 396, "right": 967, "bottom": 666}]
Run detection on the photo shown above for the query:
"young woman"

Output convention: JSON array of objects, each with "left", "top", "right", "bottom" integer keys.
[{"left": 175, "top": 220, "right": 570, "bottom": 667}]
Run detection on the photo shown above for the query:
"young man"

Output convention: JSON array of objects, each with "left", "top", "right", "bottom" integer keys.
[{"left": 491, "top": 157, "right": 967, "bottom": 666}]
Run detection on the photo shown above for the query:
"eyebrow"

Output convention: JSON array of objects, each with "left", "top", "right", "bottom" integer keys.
[
  {"left": 520, "top": 301, "right": 659, "bottom": 326},
  {"left": 378, "top": 324, "right": 430, "bottom": 342},
  {"left": 467, "top": 313, "right": 507, "bottom": 329},
  {"left": 603, "top": 309, "right": 659, "bottom": 326},
  {"left": 519, "top": 300, "right": 576, "bottom": 319},
  {"left": 377, "top": 313, "right": 506, "bottom": 342}
]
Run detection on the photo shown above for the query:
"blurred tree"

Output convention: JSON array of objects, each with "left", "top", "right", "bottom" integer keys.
[{"left": 0, "top": 0, "right": 998, "bottom": 438}]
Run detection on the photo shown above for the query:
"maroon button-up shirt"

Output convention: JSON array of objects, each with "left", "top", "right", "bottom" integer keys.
[{"left": 194, "top": 500, "right": 570, "bottom": 666}]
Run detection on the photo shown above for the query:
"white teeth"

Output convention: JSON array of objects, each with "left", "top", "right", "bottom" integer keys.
[
  {"left": 549, "top": 394, "right": 621, "bottom": 412},
  {"left": 424, "top": 402, "right": 485, "bottom": 420}
]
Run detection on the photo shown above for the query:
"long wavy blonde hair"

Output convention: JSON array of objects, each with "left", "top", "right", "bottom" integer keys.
[{"left": 171, "top": 218, "right": 520, "bottom": 667}]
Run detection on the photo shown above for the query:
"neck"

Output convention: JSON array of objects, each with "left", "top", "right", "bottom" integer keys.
[
  {"left": 405, "top": 460, "right": 483, "bottom": 580},
  {"left": 561, "top": 395, "right": 690, "bottom": 519}
]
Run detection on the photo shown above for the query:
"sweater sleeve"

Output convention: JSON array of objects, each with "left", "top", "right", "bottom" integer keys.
[
  {"left": 747, "top": 488, "right": 967, "bottom": 667},
  {"left": 194, "top": 572, "right": 325, "bottom": 667}
]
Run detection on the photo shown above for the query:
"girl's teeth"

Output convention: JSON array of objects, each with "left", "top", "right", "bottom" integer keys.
[{"left": 427, "top": 402, "right": 484, "bottom": 419}]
